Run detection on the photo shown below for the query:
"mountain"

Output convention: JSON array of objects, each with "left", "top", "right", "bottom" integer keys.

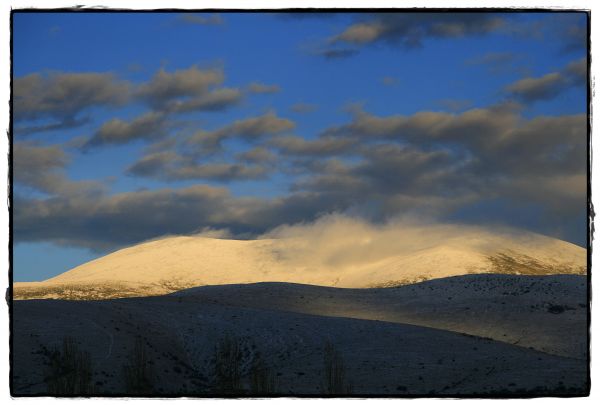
[{"left": 13, "top": 226, "right": 586, "bottom": 300}]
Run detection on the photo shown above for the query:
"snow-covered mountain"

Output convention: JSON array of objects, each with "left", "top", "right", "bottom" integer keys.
[{"left": 14, "top": 224, "right": 586, "bottom": 300}]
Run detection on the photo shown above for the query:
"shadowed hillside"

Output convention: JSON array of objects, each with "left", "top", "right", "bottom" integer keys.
[{"left": 12, "top": 274, "right": 588, "bottom": 396}]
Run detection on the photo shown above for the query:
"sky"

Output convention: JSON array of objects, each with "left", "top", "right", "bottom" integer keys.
[{"left": 12, "top": 11, "right": 588, "bottom": 281}]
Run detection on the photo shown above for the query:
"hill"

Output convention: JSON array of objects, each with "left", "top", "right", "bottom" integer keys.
[{"left": 13, "top": 225, "right": 586, "bottom": 300}]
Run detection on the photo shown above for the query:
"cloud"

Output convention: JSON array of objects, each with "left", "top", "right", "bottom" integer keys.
[
  {"left": 322, "top": 103, "right": 520, "bottom": 148},
  {"left": 126, "top": 150, "right": 269, "bottom": 182},
  {"left": 14, "top": 142, "right": 67, "bottom": 192},
  {"left": 506, "top": 73, "right": 568, "bottom": 102},
  {"left": 330, "top": 13, "right": 506, "bottom": 48},
  {"left": 564, "top": 57, "right": 587, "bottom": 85},
  {"left": 322, "top": 104, "right": 585, "bottom": 177},
  {"left": 290, "top": 103, "right": 318, "bottom": 113},
  {"left": 506, "top": 57, "right": 587, "bottom": 103},
  {"left": 164, "top": 163, "right": 268, "bottom": 182},
  {"left": 14, "top": 142, "right": 105, "bottom": 196},
  {"left": 177, "top": 13, "right": 223, "bottom": 26},
  {"left": 124, "top": 151, "right": 180, "bottom": 177},
  {"left": 14, "top": 116, "right": 91, "bottom": 136},
  {"left": 236, "top": 147, "right": 278, "bottom": 164},
  {"left": 188, "top": 112, "right": 296, "bottom": 153},
  {"left": 136, "top": 65, "right": 242, "bottom": 113},
  {"left": 247, "top": 82, "right": 282, "bottom": 94},
  {"left": 164, "top": 88, "right": 243, "bottom": 113},
  {"left": 560, "top": 21, "right": 587, "bottom": 52},
  {"left": 269, "top": 135, "right": 358, "bottom": 156},
  {"left": 137, "top": 65, "right": 223, "bottom": 103},
  {"left": 260, "top": 214, "right": 530, "bottom": 271},
  {"left": 300, "top": 104, "right": 586, "bottom": 241},
  {"left": 84, "top": 111, "right": 169, "bottom": 148},
  {"left": 14, "top": 72, "right": 130, "bottom": 132},
  {"left": 14, "top": 185, "right": 243, "bottom": 251},
  {"left": 13, "top": 97, "right": 587, "bottom": 251},
  {"left": 13, "top": 184, "right": 342, "bottom": 251},
  {"left": 538, "top": 13, "right": 588, "bottom": 53}
]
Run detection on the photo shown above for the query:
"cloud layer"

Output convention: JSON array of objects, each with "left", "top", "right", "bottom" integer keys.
[{"left": 12, "top": 14, "right": 588, "bottom": 254}]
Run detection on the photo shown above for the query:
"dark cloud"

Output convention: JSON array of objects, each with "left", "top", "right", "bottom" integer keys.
[
  {"left": 14, "top": 142, "right": 68, "bottom": 193},
  {"left": 125, "top": 112, "right": 296, "bottom": 181},
  {"left": 14, "top": 72, "right": 130, "bottom": 133},
  {"left": 548, "top": 13, "right": 588, "bottom": 53},
  {"left": 247, "top": 82, "right": 282, "bottom": 94},
  {"left": 13, "top": 89, "right": 587, "bottom": 251},
  {"left": 560, "top": 22, "right": 587, "bottom": 53},
  {"left": 84, "top": 111, "right": 169, "bottom": 148},
  {"left": 564, "top": 57, "right": 587, "bottom": 85},
  {"left": 322, "top": 103, "right": 520, "bottom": 149},
  {"left": 136, "top": 65, "right": 242, "bottom": 113},
  {"left": 506, "top": 73, "right": 569, "bottom": 103},
  {"left": 124, "top": 151, "right": 180, "bottom": 177},
  {"left": 14, "top": 142, "right": 105, "bottom": 196},
  {"left": 322, "top": 104, "right": 585, "bottom": 176},
  {"left": 166, "top": 163, "right": 268, "bottom": 182},
  {"left": 177, "top": 13, "right": 223, "bottom": 26},
  {"left": 12, "top": 65, "right": 272, "bottom": 144},
  {"left": 331, "top": 13, "right": 506, "bottom": 48},
  {"left": 307, "top": 105, "right": 585, "bottom": 238},
  {"left": 14, "top": 116, "right": 91, "bottom": 136},
  {"left": 14, "top": 185, "right": 243, "bottom": 251},
  {"left": 506, "top": 57, "right": 587, "bottom": 103},
  {"left": 13, "top": 185, "right": 336, "bottom": 251},
  {"left": 188, "top": 112, "right": 296, "bottom": 153},
  {"left": 137, "top": 65, "right": 223, "bottom": 104},
  {"left": 126, "top": 150, "right": 269, "bottom": 182},
  {"left": 269, "top": 135, "right": 357, "bottom": 156},
  {"left": 236, "top": 147, "right": 278, "bottom": 164},
  {"left": 164, "top": 88, "right": 243, "bottom": 113}
]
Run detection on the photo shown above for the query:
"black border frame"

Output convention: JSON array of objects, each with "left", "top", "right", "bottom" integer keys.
[{"left": 7, "top": 7, "right": 593, "bottom": 399}]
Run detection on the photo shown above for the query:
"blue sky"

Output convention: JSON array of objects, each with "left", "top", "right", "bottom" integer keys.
[{"left": 12, "top": 11, "right": 588, "bottom": 281}]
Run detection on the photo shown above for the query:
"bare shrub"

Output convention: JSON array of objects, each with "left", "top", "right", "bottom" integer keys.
[
  {"left": 213, "top": 335, "right": 243, "bottom": 395},
  {"left": 123, "top": 336, "right": 155, "bottom": 395},
  {"left": 249, "top": 351, "right": 277, "bottom": 395},
  {"left": 45, "top": 336, "right": 95, "bottom": 396},
  {"left": 323, "top": 340, "right": 352, "bottom": 395}
]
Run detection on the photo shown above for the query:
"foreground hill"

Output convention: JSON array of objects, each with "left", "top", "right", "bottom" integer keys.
[
  {"left": 14, "top": 226, "right": 586, "bottom": 299},
  {"left": 12, "top": 275, "right": 588, "bottom": 396},
  {"left": 173, "top": 274, "right": 588, "bottom": 359}
]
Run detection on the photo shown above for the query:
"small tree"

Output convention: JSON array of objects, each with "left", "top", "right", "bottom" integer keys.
[
  {"left": 213, "top": 335, "right": 243, "bottom": 395},
  {"left": 123, "top": 336, "right": 155, "bottom": 395},
  {"left": 323, "top": 341, "right": 352, "bottom": 395},
  {"left": 46, "top": 336, "right": 95, "bottom": 396},
  {"left": 249, "top": 351, "right": 276, "bottom": 395}
]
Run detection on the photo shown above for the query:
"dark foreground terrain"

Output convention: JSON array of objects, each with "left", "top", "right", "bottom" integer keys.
[{"left": 11, "top": 274, "right": 589, "bottom": 397}]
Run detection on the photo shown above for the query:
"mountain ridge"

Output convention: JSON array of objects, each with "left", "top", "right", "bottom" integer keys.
[{"left": 13, "top": 228, "right": 586, "bottom": 300}]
